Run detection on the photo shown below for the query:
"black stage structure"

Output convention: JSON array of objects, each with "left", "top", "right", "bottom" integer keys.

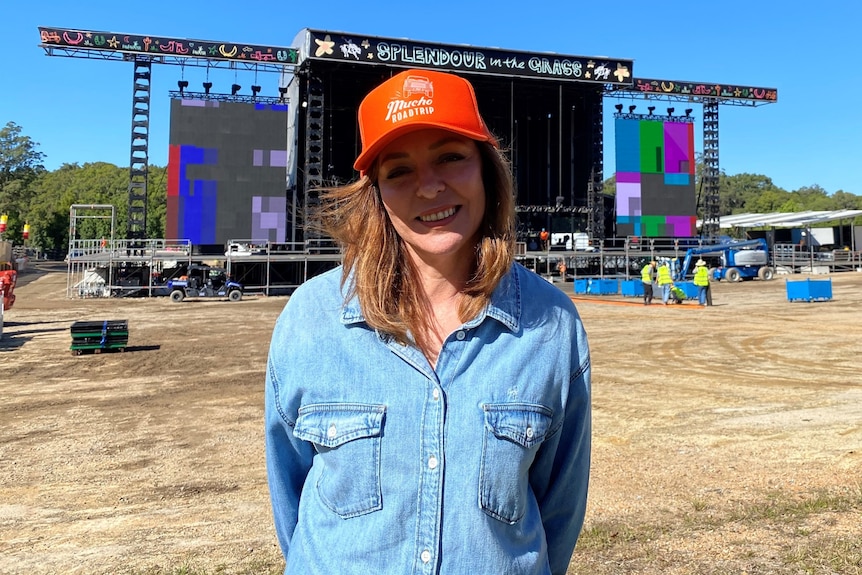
[
  {"left": 284, "top": 30, "right": 635, "bottom": 248},
  {"left": 38, "top": 26, "right": 777, "bottom": 296}
]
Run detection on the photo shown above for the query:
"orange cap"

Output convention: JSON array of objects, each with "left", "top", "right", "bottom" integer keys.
[{"left": 353, "top": 69, "right": 498, "bottom": 174}]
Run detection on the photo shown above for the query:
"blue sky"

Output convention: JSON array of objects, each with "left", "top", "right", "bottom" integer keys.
[{"left": 3, "top": 0, "right": 859, "bottom": 195}]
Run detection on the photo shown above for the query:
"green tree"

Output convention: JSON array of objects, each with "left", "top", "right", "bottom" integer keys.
[
  {"left": 146, "top": 165, "right": 168, "bottom": 239},
  {"left": 601, "top": 174, "right": 616, "bottom": 196},
  {"left": 720, "top": 173, "right": 783, "bottom": 214},
  {"left": 0, "top": 122, "right": 46, "bottom": 188},
  {"left": 745, "top": 188, "right": 791, "bottom": 213},
  {"left": 830, "top": 190, "right": 862, "bottom": 210},
  {"left": 790, "top": 184, "right": 832, "bottom": 211},
  {"left": 0, "top": 122, "right": 47, "bottom": 244},
  {"left": 27, "top": 162, "right": 167, "bottom": 253}
]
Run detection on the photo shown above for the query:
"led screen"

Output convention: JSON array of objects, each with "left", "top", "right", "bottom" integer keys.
[
  {"left": 614, "top": 116, "right": 696, "bottom": 237},
  {"left": 166, "top": 99, "right": 288, "bottom": 246}
]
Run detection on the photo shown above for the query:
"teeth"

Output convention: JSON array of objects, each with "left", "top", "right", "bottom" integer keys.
[{"left": 419, "top": 207, "right": 456, "bottom": 222}]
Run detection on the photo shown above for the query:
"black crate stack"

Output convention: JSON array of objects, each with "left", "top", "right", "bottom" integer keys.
[{"left": 70, "top": 320, "right": 129, "bottom": 355}]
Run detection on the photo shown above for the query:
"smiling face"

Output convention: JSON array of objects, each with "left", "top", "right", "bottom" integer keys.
[{"left": 375, "top": 128, "right": 486, "bottom": 274}]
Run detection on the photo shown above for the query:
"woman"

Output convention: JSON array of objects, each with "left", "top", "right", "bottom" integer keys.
[{"left": 265, "top": 69, "right": 591, "bottom": 575}]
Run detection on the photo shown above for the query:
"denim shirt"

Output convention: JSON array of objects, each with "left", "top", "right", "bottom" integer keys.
[{"left": 265, "top": 262, "right": 591, "bottom": 575}]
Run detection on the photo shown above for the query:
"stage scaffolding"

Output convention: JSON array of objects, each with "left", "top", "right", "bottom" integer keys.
[
  {"left": 64, "top": 239, "right": 343, "bottom": 299},
  {"left": 66, "top": 236, "right": 860, "bottom": 300}
]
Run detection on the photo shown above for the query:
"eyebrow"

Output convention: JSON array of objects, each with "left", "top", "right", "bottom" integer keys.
[{"left": 378, "top": 136, "right": 469, "bottom": 165}]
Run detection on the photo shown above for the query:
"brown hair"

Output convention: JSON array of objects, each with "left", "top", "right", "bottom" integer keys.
[{"left": 314, "top": 142, "right": 516, "bottom": 348}]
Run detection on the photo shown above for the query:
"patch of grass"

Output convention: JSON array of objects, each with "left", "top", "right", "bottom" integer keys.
[
  {"left": 123, "top": 558, "right": 283, "bottom": 575},
  {"left": 785, "top": 536, "right": 862, "bottom": 574},
  {"left": 727, "top": 486, "right": 862, "bottom": 525},
  {"left": 573, "top": 485, "right": 862, "bottom": 574},
  {"left": 690, "top": 497, "right": 709, "bottom": 512},
  {"left": 575, "top": 521, "right": 665, "bottom": 552}
]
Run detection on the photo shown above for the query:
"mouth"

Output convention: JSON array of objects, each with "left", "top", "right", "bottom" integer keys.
[{"left": 418, "top": 206, "right": 458, "bottom": 223}]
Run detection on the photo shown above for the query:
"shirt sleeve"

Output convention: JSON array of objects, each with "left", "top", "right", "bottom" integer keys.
[
  {"left": 264, "top": 315, "right": 316, "bottom": 560},
  {"left": 532, "top": 319, "right": 592, "bottom": 575}
]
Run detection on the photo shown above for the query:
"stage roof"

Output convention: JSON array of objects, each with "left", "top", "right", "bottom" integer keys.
[{"left": 699, "top": 210, "right": 862, "bottom": 229}]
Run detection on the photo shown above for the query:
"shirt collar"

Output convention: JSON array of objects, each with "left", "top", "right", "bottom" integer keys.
[{"left": 339, "top": 264, "right": 521, "bottom": 333}]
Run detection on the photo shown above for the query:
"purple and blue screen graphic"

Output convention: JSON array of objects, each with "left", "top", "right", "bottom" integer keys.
[
  {"left": 167, "top": 99, "right": 289, "bottom": 245},
  {"left": 614, "top": 117, "right": 696, "bottom": 237}
]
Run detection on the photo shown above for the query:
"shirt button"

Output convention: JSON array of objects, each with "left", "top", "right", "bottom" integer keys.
[
  {"left": 526, "top": 426, "right": 534, "bottom": 439},
  {"left": 421, "top": 550, "right": 431, "bottom": 563},
  {"left": 327, "top": 424, "right": 337, "bottom": 439},
  {"left": 428, "top": 455, "right": 438, "bottom": 469},
  {"left": 432, "top": 388, "right": 440, "bottom": 401},
  {"left": 455, "top": 330, "right": 466, "bottom": 341}
]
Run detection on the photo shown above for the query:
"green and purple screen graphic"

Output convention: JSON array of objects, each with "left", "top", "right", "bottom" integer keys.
[{"left": 614, "top": 117, "right": 696, "bottom": 237}]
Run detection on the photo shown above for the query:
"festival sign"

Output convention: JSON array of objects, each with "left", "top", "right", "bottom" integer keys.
[
  {"left": 304, "top": 30, "right": 634, "bottom": 85},
  {"left": 38, "top": 27, "right": 298, "bottom": 66},
  {"left": 631, "top": 78, "right": 778, "bottom": 103}
]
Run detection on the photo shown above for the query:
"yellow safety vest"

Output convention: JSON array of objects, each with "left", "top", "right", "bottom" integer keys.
[
  {"left": 657, "top": 265, "right": 672, "bottom": 285},
  {"left": 641, "top": 264, "right": 653, "bottom": 284},
  {"left": 693, "top": 266, "right": 710, "bottom": 286}
]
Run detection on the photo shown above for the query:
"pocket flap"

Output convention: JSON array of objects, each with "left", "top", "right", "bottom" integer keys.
[
  {"left": 295, "top": 403, "right": 385, "bottom": 448},
  {"left": 483, "top": 403, "right": 553, "bottom": 448}
]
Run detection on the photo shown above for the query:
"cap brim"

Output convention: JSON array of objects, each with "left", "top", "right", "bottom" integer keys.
[{"left": 354, "top": 122, "right": 496, "bottom": 174}]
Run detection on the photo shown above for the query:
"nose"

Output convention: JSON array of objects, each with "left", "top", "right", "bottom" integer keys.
[{"left": 415, "top": 164, "right": 444, "bottom": 199}]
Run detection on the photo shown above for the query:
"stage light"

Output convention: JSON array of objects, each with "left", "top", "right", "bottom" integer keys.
[
  {"left": 648, "top": 106, "right": 655, "bottom": 114},
  {"left": 231, "top": 83, "right": 241, "bottom": 96},
  {"left": 614, "top": 103, "right": 623, "bottom": 113},
  {"left": 685, "top": 108, "right": 693, "bottom": 117},
  {"left": 251, "top": 85, "right": 261, "bottom": 98},
  {"left": 278, "top": 86, "right": 288, "bottom": 101},
  {"left": 667, "top": 107, "right": 675, "bottom": 115},
  {"left": 628, "top": 105, "right": 636, "bottom": 113},
  {"left": 203, "top": 81, "right": 213, "bottom": 94},
  {"left": 177, "top": 80, "right": 188, "bottom": 94}
]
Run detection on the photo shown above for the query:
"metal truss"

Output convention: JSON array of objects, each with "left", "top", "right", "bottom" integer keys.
[
  {"left": 701, "top": 100, "right": 721, "bottom": 239},
  {"left": 167, "top": 90, "right": 287, "bottom": 105},
  {"left": 40, "top": 46, "right": 295, "bottom": 74},
  {"left": 607, "top": 84, "right": 772, "bottom": 108},
  {"left": 587, "top": 93, "right": 605, "bottom": 241},
  {"left": 127, "top": 60, "right": 150, "bottom": 240}
]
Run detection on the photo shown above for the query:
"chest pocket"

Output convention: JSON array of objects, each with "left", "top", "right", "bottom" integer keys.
[
  {"left": 480, "top": 403, "right": 553, "bottom": 524},
  {"left": 294, "top": 403, "right": 385, "bottom": 519}
]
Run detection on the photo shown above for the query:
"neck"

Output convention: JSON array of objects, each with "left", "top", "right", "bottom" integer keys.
[{"left": 405, "top": 247, "right": 476, "bottom": 369}]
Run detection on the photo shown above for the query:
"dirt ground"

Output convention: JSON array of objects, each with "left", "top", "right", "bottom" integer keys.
[{"left": 1, "top": 262, "right": 860, "bottom": 575}]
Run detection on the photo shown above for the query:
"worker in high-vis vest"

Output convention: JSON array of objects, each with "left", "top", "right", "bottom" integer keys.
[
  {"left": 657, "top": 260, "right": 674, "bottom": 305},
  {"left": 693, "top": 259, "right": 711, "bottom": 306},
  {"left": 640, "top": 260, "right": 657, "bottom": 305}
]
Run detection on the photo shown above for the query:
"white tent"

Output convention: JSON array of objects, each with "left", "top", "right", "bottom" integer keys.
[{"left": 698, "top": 210, "right": 862, "bottom": 229}]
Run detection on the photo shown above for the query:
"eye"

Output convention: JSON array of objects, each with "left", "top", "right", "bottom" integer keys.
[
  {"left": 382, "top": 165, "right": 411, "bottom": 180},
  {"left": 438, "top": 152, "right": 465, "bottom": 164}
]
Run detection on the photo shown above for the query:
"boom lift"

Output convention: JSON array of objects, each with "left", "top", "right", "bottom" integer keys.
[{"left": 674, "top": 238, "right": 774, "bottom": 282}]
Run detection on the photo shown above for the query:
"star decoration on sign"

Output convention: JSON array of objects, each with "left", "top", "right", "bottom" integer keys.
[
  {"left": 315, "top": 35, "right": 335, "bottom": 57},
  {"left": 361, "top": 40, "right": 370, "bottom": 49},
  {"left": 107, "top": 36, "right": 119, "bottom": 48},
  {"left": 613, "top": 63, "right": 630, "bottom": 83}
]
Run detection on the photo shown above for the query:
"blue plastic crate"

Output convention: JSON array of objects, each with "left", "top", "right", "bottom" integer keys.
[
  {"left": 574, "top": 278, "right": 618, "bottom": 295},
  {"left": 675, "top": 281, "right": 698, "bottom": 299},
  {"left": 786, "top": 278, "right": 832, "bottom": 302},
  {"left": 621, "top": 279, "right": 645, "bottom": 297}
]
